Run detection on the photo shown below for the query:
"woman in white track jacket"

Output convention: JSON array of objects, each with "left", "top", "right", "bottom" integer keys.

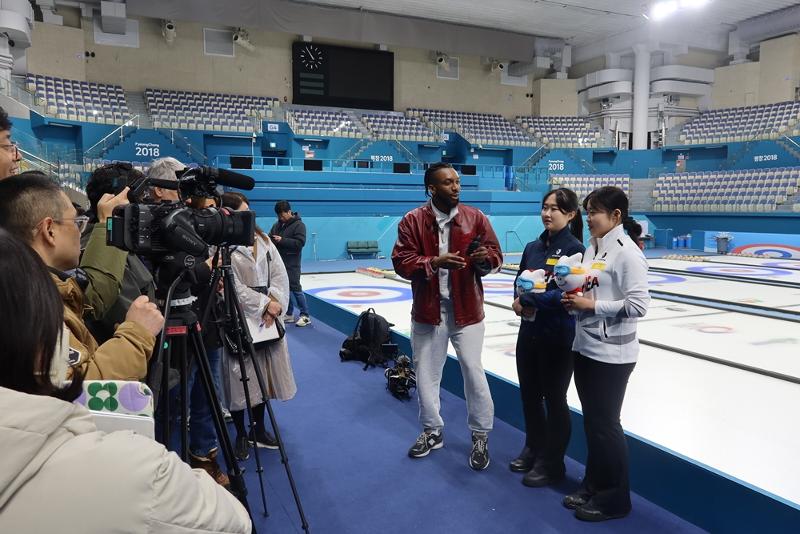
[{"left": 561, "top": 186, "right": 650, "bottom": 523}]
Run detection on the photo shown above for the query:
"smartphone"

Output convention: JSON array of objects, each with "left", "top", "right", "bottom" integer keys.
[{"left": 466, "top": 234, "right": 483, "bottom": 255}]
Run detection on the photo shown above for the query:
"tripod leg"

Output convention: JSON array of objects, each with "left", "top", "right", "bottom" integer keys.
[
  {"left": 177, "top": 334, "right": 189, "bottom": 462},
  {"left": 261, "top": 392, "right": 311, "bottom": 533},
  {"left": 228, "top": 290, "right": 310, "bottom": 533},
  {"left": 231, "top": 346, "right": 270, "bottom": 517},
  {"left": 160, "top": 340, "right": 172, "bottom": 451},
  {"left": 187, "top": 325, "right": 256, "bottom": 527}
]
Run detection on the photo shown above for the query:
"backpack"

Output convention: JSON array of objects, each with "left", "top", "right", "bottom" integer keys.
[{"left": 339, "top": 308, "right": 394, "bottom": 370}]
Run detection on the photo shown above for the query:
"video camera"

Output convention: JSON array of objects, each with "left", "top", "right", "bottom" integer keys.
[{"left": 107, "top": 166, "right": 256, "bottom": 257}]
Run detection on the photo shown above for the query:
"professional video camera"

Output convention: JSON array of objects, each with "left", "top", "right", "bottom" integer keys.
[{"left": 106, "top": 166, "right": 257, "bottom": 257}]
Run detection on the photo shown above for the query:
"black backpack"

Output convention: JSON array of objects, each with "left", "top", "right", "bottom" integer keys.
[{"left": 339, "top": 308, "right": 394, "bottom": 370}]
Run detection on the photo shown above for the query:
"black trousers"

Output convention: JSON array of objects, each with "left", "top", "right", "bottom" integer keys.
[
  {"left": 515, "top": 324, "right": 574, "bottom": 475},
  {"left": 573, "top": 351, "right": 636, "bottom": 514}
]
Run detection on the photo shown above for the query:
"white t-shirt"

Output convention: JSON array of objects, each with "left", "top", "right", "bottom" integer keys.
[{"left": 431, "top": 201, "right": 458, "bottom": 301}]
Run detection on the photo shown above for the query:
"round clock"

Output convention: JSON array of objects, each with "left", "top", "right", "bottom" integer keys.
[{"left": 299, "top": 44, "right": 324, "bottom": 71}]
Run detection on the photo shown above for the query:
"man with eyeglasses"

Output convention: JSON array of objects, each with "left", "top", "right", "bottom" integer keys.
[
  {"left": 0, "top": 106, "right": 22, "bottom": 179},
  {"left": 0, "top": 173, "right": 164, "bottom": 381}
]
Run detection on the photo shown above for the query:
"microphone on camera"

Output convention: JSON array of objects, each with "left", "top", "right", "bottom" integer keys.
[{"left": 197, "top": 166, "right": 256, "bottom": 190}]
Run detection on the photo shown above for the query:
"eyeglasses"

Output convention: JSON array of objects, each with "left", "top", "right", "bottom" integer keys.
[
  {"left": 54, "top": 215, "right": 90, "bottom": 233},
  {"left": 0, "top": 141, "right": 19, "bottom": 154}
]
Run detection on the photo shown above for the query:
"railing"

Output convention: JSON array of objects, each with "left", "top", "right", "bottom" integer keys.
[
  {"left": 513, "top": 167, "right": 550, "bottom": 192},
  {"left": 336, "top": 137, "right": 373, "bottom": 162},
  {"left": 516, "top": 144, "right": 549, "bottom": 173},
  {"left": 565, "top": 146, "right": 598, "bottom": 173},
  {"left": 19, "top": 147, "right": 58, "bottom": 174},
  {"left": 427, "top": 119, "right": 446, "bottom": 142},
  {"left": 83, "top": 115, "right": 140, "bottom": 160},
  {"left": 779, "top": 135, "right": 800, "bottom": 163},
  {"left": 390, "top": 139, "right": 423, "bottom": 164},
  {"left": 156, "top": 127, "right": 208, "bottom": 164},
  {"left": 1, "top": 77, "right": 47, "bottom": 116}
]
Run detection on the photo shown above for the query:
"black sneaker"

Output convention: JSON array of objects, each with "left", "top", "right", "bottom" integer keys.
[
  {"left": 408, "top": 430, "right": 443, "bottom": 458},
  {"left": 234, "top": 434, "right": 250, "bottom": 461},
  {"left": 250, "top": 429, "right": 279, "bottom": 450},
  {"left": 469, "top": 432, "right": 490, "bottom": 470}
]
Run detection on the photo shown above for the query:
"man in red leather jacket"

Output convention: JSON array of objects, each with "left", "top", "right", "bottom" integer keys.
[{"left": 392, "top": 162, "right": 502, "bottom": 470}]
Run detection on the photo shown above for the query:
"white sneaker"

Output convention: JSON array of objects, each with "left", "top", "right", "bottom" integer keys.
[
  {"left": 283, "top": 314, "right": 296, "bottom": 323},
  {"left": 295, "top": 315, "right": 311, "bottom": 327}
]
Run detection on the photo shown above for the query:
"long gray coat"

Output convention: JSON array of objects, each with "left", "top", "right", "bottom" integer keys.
[{"left": 223, "top": 235, "right": 297, "bottom": 410}]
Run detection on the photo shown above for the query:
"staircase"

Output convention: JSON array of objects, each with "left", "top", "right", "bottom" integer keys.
[
  {"left": 776, "top": 190, "right": 800, "bottom": 212},
  {"left": 124, "top": 92, "right": 153, "bottom": 129},
  {"left": 515, "top": 145, "right": 550, "bottom": 175},
  {"left": 83, "top": 116, "right": 141, "bottom": 162},
  {"left": 337, "top": 138, "right": 375, "bottom": 163},
  {"left": 630, "top": 178, "right": 657, "bottom": 212},
  {"left": 154, "top": 128, "right": 207, "bottom": 164},
  {"left": 346, "top": 111, "right": 372, "bottom": 138},
  {"left": 513, "top": 121, "right": 538, "bottom": 147},
  {"left": 390, "top": 139, "right": 423, "bottom": 164},
  {"left": 564, "top": 147, "right": 598, "bottom": 173},
  {"left": 776, "top": 136, "right": 800, "bottom": 162}
]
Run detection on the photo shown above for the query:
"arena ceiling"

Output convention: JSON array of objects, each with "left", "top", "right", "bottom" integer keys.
[{"left": 292, "top": 0, "right": 800, "bottom": 46}]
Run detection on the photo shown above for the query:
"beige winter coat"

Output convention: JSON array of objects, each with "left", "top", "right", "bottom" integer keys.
[
  {"left": 223, "top": 234, "right": 297, "bottom": 410},
  {"left": 0, "top": 386, "right": 251, "bottom": 533}
]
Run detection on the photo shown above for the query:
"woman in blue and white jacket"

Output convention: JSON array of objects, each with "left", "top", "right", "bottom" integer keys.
[{"left": 561, "top": 186, "right": 650, "bottom": 523}]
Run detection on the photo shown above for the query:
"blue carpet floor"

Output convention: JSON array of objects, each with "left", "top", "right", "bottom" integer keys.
[{"left": 230, "top": 318, "right": 705, "bottom": 534}]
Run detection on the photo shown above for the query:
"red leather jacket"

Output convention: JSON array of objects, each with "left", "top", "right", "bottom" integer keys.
[{"left": 391, "top": 202, "right": 503, "bottom": 326}]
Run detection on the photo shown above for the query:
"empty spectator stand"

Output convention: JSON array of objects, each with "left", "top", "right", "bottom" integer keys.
[
  {"left": 287, "top": 109, "right": 365, "bottom": 138},
  {"left": 652, "top": 167, "right": 800, "bottom": 212},
  {"left": 409, "top": 108, "right": 535, "bottom": 147},
  {"left": 516, "top": 116, "right": 603, "bottom": 147},
  {"left": 26, "top": 74, "right": 129, "bottom": 124},
  {"left": 678, "top": 101, "right": 800, "bottom": 145},
  {"left": 361, "top": 113, "right": 438, "bottom": 142},
  {"left": 145, "top": 88, "right": 278, "bottom": 132},
  {"left": 549, "top": 174, "right": 630, "bottom": 203}
]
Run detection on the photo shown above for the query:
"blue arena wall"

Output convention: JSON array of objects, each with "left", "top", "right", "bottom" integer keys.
[
  {"left": 256, "top": 214, "right": 543, "bottom": 260},
  {"left": 646, "top": 212, "right": 800, "bottom": 236}
]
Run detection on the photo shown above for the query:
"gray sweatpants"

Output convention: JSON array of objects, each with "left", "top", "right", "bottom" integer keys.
[{"left": 410, "top": 300, "right": 494, "bottom": 434}]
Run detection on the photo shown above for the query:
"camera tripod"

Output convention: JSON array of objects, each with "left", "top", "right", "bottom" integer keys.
[
  {"left": 208, "top": 245, "right": 309, "bottom": 533},
  {"left": 152, "top": 272, "right": 255, "bottom": 529},
  {"left": 152, "top": 248, "right": 309, "bottom": 534}
]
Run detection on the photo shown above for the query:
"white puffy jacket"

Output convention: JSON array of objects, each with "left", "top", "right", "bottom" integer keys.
[
  {"left": 0, "top": 386, "right": 251, "bottom": 534},
  {"left": 572, "top": 224, "right": 650, "bottom": 364}
]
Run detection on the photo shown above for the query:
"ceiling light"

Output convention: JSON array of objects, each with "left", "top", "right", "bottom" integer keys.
[{"left": 651, "top": 1, "right": 678, "bottom": 21}]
